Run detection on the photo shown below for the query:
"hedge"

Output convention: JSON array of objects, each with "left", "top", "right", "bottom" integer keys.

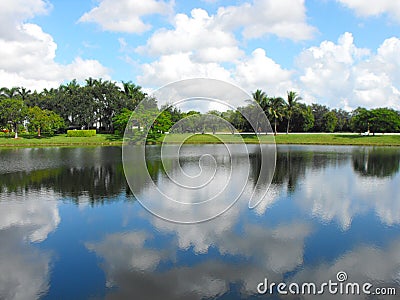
[{"left": 67, "top": 130, "right": 96, "bottom": 137}]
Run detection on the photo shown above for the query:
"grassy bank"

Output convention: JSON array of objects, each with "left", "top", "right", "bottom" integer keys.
[
  {"left": 160, "top": 133, "right": 400, "bottom": 146},
  {"left": 0, "top": 134, "right": 123, "bottom": 148},
  {"left": 1, "top": 133, "right": 399, "bottom": 148}
]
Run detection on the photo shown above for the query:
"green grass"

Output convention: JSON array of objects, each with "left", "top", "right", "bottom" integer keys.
[
  {"left": 0, "top": 133, "right": 123, "bottom": 148},
  {"left": 1, "top": 133, "right": 399, "bottom": 148},
  {"left": 160, "top": 133, "right": 400, "bottom": 146},
  {"left": 274, "top": 134, "right": 400, "bottom": 146}
]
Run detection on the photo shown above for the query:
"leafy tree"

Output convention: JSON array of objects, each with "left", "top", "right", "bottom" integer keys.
[
  {"left": 0, "top": 98, "right": 28, "bottom": 138},
  {"left": 322, "top": 111, "right": 338, "bottom": 132},
  {"left": 285, "top": 91, "right": 301, "bottom": 134},
  {"left": 121, "top": 81, "right": 146, "bottom": 110},
  {"left": 369, "top": 108, "right": 400, "bottom": 134},
  {"left": 351, "top": 107, "right": 370, "bottom": 133},
  {"left": 290, "top": 103, "right": 314, "bottom": 132},
  {"left": 113, "top": 108, "right": 132, "bottom": 135},
  {"left": 311, "top": 103, "right": 330, "bottom": 132},
  {"left": 27, "top": 106, "right": 65, "bottom": 136},
  {"left": 332, "top": 109, "right": 351, "bottom": 132},
  {"left": 153, "top": 110, "right": 173, "bottom": 135},
  {"left": 221, "top": 110, "right": 244, "bottom": 133}
]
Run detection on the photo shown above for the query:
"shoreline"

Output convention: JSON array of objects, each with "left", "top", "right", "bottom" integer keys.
[{"left": 1, "top": 133, "right": 400, "bottom": 148}]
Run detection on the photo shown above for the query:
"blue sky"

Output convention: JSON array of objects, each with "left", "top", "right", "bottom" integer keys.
[{"left": 0, "top": 0, "right": 399, "bottom": 110}]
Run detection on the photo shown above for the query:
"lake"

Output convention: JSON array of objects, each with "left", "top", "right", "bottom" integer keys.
[{"left": 0, "top": 145, "right": 399, "bottom": 299}]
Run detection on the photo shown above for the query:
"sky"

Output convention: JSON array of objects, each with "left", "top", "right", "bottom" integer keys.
[{"left": 0, "top": 0, "right": 399, "bottom": 110}]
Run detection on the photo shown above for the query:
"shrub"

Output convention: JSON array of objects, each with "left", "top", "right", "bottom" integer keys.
[{"left": 67, "top": 129, "right": 96, "bottom": 137}]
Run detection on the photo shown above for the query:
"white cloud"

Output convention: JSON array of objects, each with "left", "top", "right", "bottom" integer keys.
[
  {"left": 337, "top": 0, "right": 400, "bottom": 20},
  {"left": 234, "top": 48, "right": 294, "bottom": 96},
  {"left": 297, "top": 32, "right": 400, "bottom": 109},
  {"left": 137, "top": 9, "right": 243, "bottom": 63},
  {"left": 78, "top": 0, "right": 173, "bottom": 33},
  {"left": 0, "top": 0, "right": 110, "bottom": 91},
  {"left": 0, "top": 0, "right": 50, "bottom": 38},
  {"left": 135, "top": 1, "right": 314, "bottom": 95},
  {"left": 137, "top": 47, "right": 293, "bottom": 98},
  {"left": 216, "top": 0, "right": 316, "bottom": 41},
  {"left": 138, "top": 52, "right": 232, "bottom": 87}
]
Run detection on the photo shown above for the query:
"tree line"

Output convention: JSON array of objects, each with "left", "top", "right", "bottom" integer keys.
[{"left": 1, "top": 79, "right": 399, "bottom": 138}]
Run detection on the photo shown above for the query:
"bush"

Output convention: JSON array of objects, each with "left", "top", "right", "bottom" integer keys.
[{"left": 67, "top": 129, "right": 96, "bottom": 137}]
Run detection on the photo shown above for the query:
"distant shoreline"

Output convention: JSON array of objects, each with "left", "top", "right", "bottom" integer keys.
[{"left": 1, "top": 133, "right": 400, "bottom": 148}]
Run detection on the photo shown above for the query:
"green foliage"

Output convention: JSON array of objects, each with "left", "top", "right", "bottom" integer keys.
[
  {"left": 27, "top": 106, "right": 64, "bottom": 136},
  {"left": 369, "top": 108, "right": 400, "bottom": 133},
  {"left": 332, "top": 109, "right": 351, "bottom": 132},
  {"left": 0, "top": 98, "right": 28, "bottom": 138},
  {"left": 67, "top": 130, "right": 97, "bottom": 137},
  {"left": 351, "top": 107, "right": 370, "bottom": 133},
  {"left": 351, "top": 107, "right": 400, "bottom": 134},
  {"left": 311, "top": 104, "right": 330, "bottom": 132},
  {"left": 267, "top": 97, "right": 286, "bottom": 134},
  {"left": 291, "top": 103, "right": 314, "bottom": 132},
  {"left": 285, "top": 91, "right": 302, "bottom": 133},
  {"left": 112, "top": 108, "right": 132, "bottom": 135},
  {"left": 322, "top": 111, "right": 338, "bottom": 133}
]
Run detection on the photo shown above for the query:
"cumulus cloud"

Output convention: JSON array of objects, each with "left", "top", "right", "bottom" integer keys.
[
  {"left": 78, "top": 0, "right": 173, "bottom": 33},
  {"left": 297, "top": 32, "right": 400, "bottom": 109},
  {"left": 234, "top": 48, "right": 294, "bottom": 96},
  {"left": 216, "top": 0, "right": 316, "bottom": 41},
  {"left": 0, "top": 0, "right": 109, "bottom": 91},
  {"left": 337, "top": 0, "right": 400, "bottom": 20},
  {"left": 134, "top": 0, "right": 313, "bottom": 97},
  {"left": 137, "top": 52, "right": 232, "bottom": 87},
  {"left": 137, "top": 8, "right": 243, "bottom": 63},
  {"left": 0, "top": 0, "right": 50, "bottom": 38}
]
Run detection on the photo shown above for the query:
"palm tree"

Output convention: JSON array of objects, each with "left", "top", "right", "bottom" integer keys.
[
  {"left": 122, "top": 81, "right": 145, "bottom": 109},
  {"left": 267, "top": 97, "right": 285, "bottom": 135},
  {"left": 285, "top": 91, "right": 302, "bottom": 134},
  {"left": 0, "top": 87, "right": 20, "bottom": 99},
  {"left": 17, "top": 87, "right": 32, "bottom": 101},
  {"left": 251, "top": 89, "right": 268, "bottom": 133}
]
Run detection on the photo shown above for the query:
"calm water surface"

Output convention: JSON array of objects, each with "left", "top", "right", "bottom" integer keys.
[{"left": 0, "top": 145, "right": 399, "bottom": 299}]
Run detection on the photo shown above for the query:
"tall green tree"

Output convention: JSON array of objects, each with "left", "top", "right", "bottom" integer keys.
[
  {"left": 251, "top": 89, "right": 269, "bottom": 133},
  {"left": 351, "top": 107, "right": 370, "bottom": 133},
  {"left": 290, "top": 103, "right": 314, "bottom": 132},
  {"left": 322, "top": 111, "right": 338, "bottom": 132},
  {"left": 0, "top": 98, "right": 28, "bottom": 138},
  {"left": 285, "top": 91, "right": 301, "bottom": 134},
  {"left": 267, "top": 97, "right": 285, "bottom": 135},
  {"left": 332, "top": 109, "right": 351, "bottom": 132},
  {"left": 0, "top": 87, "right": 20, "bottom": 99},
  {"left": 311, "top": 103, "right": 330, "bottom": 132}
]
